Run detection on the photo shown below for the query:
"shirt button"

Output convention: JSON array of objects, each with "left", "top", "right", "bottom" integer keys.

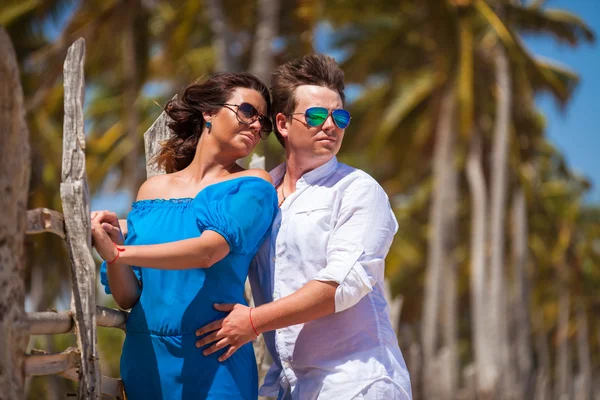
[{"left": 283, "top": 360, "right": 290, "bottom": 368}]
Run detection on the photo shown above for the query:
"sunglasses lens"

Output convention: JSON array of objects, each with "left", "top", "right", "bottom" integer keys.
[
  {"left": 238, "top": 103, "right": 258, "bottom": 121},
  {"left": 305, "top": 107, "right": 329, "bottom": 127},
  {"left": 332, "top": 109, "right": 351, "bottom": 129}
]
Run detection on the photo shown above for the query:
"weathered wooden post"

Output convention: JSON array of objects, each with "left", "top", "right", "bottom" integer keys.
[
  {"left": 59, "top": 38, "right": 101, "bottom": 399},
  {"left": 0, "top": 26, "right": 31, "bottom": 400},
  {"left": 143, "top": 97, "right": 175, "bottom": 178}
]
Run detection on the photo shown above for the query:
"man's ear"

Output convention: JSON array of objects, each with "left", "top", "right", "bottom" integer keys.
[{"left": 275, "top": 113, "right": 289, "bottom": 139}]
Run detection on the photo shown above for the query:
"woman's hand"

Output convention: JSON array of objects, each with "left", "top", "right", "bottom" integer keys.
[
  {"left": 91, "top": 210, "right": 124, "bottom": 245},
  {"left": 91, "top": 221, "right": 119, "bottom": 262}
]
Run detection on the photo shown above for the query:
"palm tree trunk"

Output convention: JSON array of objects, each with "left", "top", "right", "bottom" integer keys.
[
  {"left": 440, "top": 134, "right": 459, "bottom": 398},
  {"left": 555, "top": 280, "right": 571, "bottom": 399},
  {"left": 511, "top": 188, "right": 533, "bottom": 399},
  {"left": 534, "top": 312, "right": 553, "bottom": 400},
  {"left": 249, "top": 0, "right": 282, "bottom": 170},
  {"left": 488, "top": 42, "right": 512, "bottom": 395},
  {"left": 575, "top": 305, "right": 591, "bottom": 400},
  {"left": 249, "top": 0, "right": 280, "bottom": 83},
  {"left": 0, "top": 27, "right": 31, "bottom": 398},
  {"left": 205, "top": 0, "right": 238, "bottom": 72},
  {"left": 466, "top": 131, "right": 496, "bottom": 396},
  {"left": 422, "top": 84, "right": 457, "bottom": 399},
  {"left": 123, "top": 2, "right": 141, "bottom": 189}
]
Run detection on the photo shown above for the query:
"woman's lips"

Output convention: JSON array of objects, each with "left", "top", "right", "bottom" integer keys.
[{"left": 239, "top": 132, "right": 257, "bottom": 145}]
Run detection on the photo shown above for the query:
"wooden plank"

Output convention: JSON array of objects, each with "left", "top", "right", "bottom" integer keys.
[
  {"left": 26, "top": 208, "right": 66, "bottom": 239},
  {"left": 95, "top": 305, "right": 128, "bottom": 330},
  {"left": 143, "top": 95, "right": 175, "bottom": 178},
  {"left": 27, "top": 311, "right": 73, "bottom": 335},
  {"left": 25, "top": 348, "right": 80, "bottom": 376},
  {"left": 60, "top": 368, "right": 125, "bottom": 399},
  {"left": 27, "top": 306, "right": 128, "bottom": 335},
  {"left": 0, "top": 26, "right": 31, "bottom": 399},
  {"left": 59, "top": 37, "right": 100, "bottom": 400},
  {"left": 26, "top": 349, "right": 124, "bottom": 399}
]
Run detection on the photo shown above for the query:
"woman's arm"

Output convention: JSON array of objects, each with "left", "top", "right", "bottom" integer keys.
[
  {"left": 92, "top": 222, "right": 230, "bottom": 270},
  {"left": 105, "top": 259, "right": 142, "bottom": 310},
  {"left": 120, "top": 232, "right": 230, "bottom": 269},
  {"left": 91, "top": 211, "right": 139, "bottom": 309}
]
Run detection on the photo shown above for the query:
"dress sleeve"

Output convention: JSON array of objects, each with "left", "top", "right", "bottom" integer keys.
[
  {"left": 99, "top": 218, "right": 142, "bottom": 295},
  {"left": 192, "top": 177, "right": 278, "bottom": 255}
]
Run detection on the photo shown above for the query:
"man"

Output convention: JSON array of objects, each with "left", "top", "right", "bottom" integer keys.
[{"left": 195, "top": 54, "right": 412, "bottom": 400}]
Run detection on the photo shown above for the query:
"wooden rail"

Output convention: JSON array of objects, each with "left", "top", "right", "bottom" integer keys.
[{"left": 27, "top": 306, "right": 128, "bottom": 335}]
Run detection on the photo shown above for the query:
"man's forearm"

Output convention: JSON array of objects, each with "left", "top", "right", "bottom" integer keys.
[{"left": 251, "top": 280, "right": 338, "bottom": 333}]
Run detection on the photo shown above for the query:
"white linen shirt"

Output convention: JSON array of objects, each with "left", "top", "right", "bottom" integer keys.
[{"left": 249, "top": 157, "right": 412, "bottom": 400}]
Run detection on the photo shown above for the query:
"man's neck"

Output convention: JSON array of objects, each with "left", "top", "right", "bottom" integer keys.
[{"left": 282, "top": 152, "right": 334, "bottom": 191}]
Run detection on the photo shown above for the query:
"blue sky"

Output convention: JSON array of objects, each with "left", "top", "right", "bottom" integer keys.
[{"left": 522, "top": 0, "right": 599, "bottom": 203}]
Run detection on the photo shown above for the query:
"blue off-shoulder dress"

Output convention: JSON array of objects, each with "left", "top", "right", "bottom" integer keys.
[{"left": 100, "top": 177, "right": 278, "bottom": 400}]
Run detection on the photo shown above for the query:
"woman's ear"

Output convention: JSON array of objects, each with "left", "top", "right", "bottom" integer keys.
[
  {"left": 202, "top": 111, "right": 213, "bottom": 122},
  {"left": 275, "top": 113, "right": 289, "bottom": 139}
]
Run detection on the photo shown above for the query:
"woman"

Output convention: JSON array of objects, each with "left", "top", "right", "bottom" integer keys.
[{"left": 91, "top": 72, "right": 278, "bottom": 400}]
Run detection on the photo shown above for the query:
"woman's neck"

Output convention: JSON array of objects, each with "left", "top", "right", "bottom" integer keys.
[{"left": 182, "top": 134, "right": 239, "bottom": 181}]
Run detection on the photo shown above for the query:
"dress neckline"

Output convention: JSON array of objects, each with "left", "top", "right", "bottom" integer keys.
[{"left": 132, "top": 175, "right": 271, "bottom": 206}]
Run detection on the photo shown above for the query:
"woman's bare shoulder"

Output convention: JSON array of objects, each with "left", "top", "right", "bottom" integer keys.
[
  {"left": 136, "top": 174, "right": 175, "bottom": 201},
  {"left": 235, "top": 168, "right": 273, "bottom": 185}
]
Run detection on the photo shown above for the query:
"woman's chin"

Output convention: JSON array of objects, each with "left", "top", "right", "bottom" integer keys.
[
  {"left": 233, "top": 146, "right": 254, "bottom": 160},
  {"left": 240, "top": 139, "right": 258, "bottom": 153}
]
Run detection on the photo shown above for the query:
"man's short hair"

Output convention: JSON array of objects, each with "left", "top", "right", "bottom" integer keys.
[{"left": 270, "top": 53, "right": 346, "bottom": 147}]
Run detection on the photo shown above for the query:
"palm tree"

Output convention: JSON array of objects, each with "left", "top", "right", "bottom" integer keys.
[{"left": 325, "top": 1, "right": 594, "bottom": 398}]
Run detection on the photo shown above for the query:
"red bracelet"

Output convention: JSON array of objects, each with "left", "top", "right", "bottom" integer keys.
[
  {"left": 107, "top": 243, "right": 125, "bottom": 264},
  {"left": 249, "top": 307, "right": 259, "bottom": 337}
]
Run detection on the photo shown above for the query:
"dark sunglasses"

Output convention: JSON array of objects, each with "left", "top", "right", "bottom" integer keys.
[
  {"left": 291, "top": 107, "right": 351, "bottom": 129},
  {"left": 219, "top": 103, "right": 273, "bottom": 139}
]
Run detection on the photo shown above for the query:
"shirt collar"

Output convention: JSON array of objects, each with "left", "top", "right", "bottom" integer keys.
[
  {"left": 269, "top": 156, "right": 338, "bottom": 186},
  {"left": 269, "top": 162, "right": 286, "bottom": 186}
]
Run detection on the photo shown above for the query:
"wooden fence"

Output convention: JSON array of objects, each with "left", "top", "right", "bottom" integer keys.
[{"left": 24, "top": 38, "right": 126, "bottom": 399}]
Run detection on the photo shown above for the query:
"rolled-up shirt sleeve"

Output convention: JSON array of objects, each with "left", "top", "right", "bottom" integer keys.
[{"left": 313, "top": 179, "right": 398, "bottom": 312}]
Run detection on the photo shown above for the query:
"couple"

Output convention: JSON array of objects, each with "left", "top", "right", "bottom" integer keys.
[{"left": 91, "top": 54, "right": 412, "bottom": 400}]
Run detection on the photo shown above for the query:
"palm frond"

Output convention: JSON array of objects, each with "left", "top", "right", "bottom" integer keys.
[
  {"left": 506, "top": 5, "right": 595, "bottom": 46},
  {"left": 0, "top": 0, "right": 42, "bottom": 26}
]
